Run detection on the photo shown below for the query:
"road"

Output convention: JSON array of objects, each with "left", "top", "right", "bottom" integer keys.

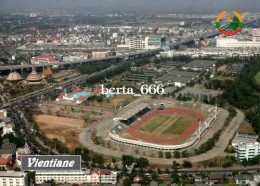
[
  {"left": 78, "top": 108, "right": 244, "bottom": 165},
  {"left": 0, "top": 56, "right": 121, "bottom": 71}
]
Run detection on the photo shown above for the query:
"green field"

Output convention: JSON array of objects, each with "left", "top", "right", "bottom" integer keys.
[
  {"left": 163, "top": 114, "right": 197, "bottom": 135},
  {"left": 255, "top": 71, "right": 260, "bottom": 85},
  {"left": 136, "top": 113, "right": 197, "bottom": 138}
]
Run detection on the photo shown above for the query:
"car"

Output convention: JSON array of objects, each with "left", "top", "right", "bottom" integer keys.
[{"left": 157, "top": 104, "right": 165, "bottom": 110}]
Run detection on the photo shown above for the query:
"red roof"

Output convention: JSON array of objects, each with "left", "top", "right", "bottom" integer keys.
[
  {"left": 78, "top": 96, "right": 85, "bottom": 101},
  {"left": 58, "top": 93, "right": 65, "bottom": 99},
  {"left": 93, "top": 87, "right": 102, "bottom": 94},
  {"left": 75, "top": 87, "right": 82, "bottom": 92},
  {"left": 17, "top": 154, "right": 30, "bottom": 161},
  {"left": 133, "top": 175, "right": 143, "bottom": 182},
  {"left": 0, "top": 158, "right": 12, "bottom": 165},
  {"left": 31, "top": 55, "right": 58, "bottom": 63},
  {"left": 100, "top": 169, "right": 110, "bottom": 175},
  {"left": 91, "top": 169, "right": 99, "bottom": 175}
]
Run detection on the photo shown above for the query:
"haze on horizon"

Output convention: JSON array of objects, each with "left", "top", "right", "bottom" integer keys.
[{"left": 0, "top": 0, "right": 260, "bottom": 13}]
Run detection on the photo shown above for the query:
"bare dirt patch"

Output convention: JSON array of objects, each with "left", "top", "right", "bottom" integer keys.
[{"left": 34, "top": 114, "right": 92, "bottom": 151}]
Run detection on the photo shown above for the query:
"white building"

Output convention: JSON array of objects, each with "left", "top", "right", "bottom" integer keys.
[
  {"left": 144, "top": 36, "right": 166, "bottom": 49},
  {"left": 35, "top": 169, "right": 117, "bottom": 185},
  {"left": 232, "top": 133, "right": 260, "bottom": 160},
  {"left": 216, "top": 38, "right": 260, "bottom": 48},
  {"left": 129, "top": 36, "right": 145, "bottom": 50},
  {"left": 157, "top": 50, "right": 174, "bottom": 58},
  {"left": 92, "top": 50, "right": 110, "bottom": 59},
  {"left": 0, "top": 171, "right": 28, "bottom": 186},
  {"left": 2, "top": 123, "right": 15, "bottom": 136},
  {"left": 252, "top": 28, "right": 260, "bottom": 42},
  {"left": 112, "top": 33, "right": 118, "bottom": 38}
]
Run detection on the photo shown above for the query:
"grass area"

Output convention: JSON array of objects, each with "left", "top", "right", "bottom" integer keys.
[
  {"left": 163, "top": 114, "right": 197, "bottom": 135},
  {"left": 255, "top": 71, "right": 260, "bottom": 85},
  {"left": 136, "top": 113, "right": 197, "bottom": 137},
  {"left": 137, "top": 114, "right": 179, "bottom": 133},
  {"left": 237, "top": 121, "right": 256, "bottom": 134}
]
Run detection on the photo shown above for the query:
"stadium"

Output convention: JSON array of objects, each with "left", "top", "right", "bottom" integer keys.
[{"left": 109, "top": 98, "right": 219, "bottom": 150}]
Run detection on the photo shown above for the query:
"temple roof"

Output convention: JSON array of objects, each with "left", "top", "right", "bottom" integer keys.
[
  {"left": 26, "top": 69, "right": 43, "bottom": 82},
  {"left": 6, "top": 72, "right": 23, "bottom": 81}
]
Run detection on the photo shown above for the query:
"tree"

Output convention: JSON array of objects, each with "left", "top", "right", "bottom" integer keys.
[
  {"left": 74, "top": 148, "right": 81, "bottom": 155},
  {"left": 136, "top": 157, "right": 149, "bottom": 168},
  {"left": 46, "top": 179, "right": 57, "bottom": 186},
  {"left": 165, "top": 152, "right": 172, "bottom": 159},
  {"left": 171, "top": 171, "right": 180, "bottom": 184},
  {"left": 27, "top": 171, "right": 35, "bottom": 185},
  {"left": 158, "top": 151, "right": 163, "bottom": 158},
  {"left": 151, "top": 172, "right": 158, "bottom": 180},
  {"left": 122, "top": 155, "right": 134, "bottom": 166},
  {"left": 123, "top": 178, "right": 131, "bottom": 186},
  {"left": 174, "top": 151, "right": 181, "bottom": 158},
  {"left": 242, "top": 158, "right": 249, "bottom": 167},
  {"left": 92, "top": 155, "right": 104, "bottom": 166},
  {"left": 181, "top": 150, "right": 189, "bottom": 158},
  {"left": 182, "top": 160, "right": 192, "bottom": 168}
]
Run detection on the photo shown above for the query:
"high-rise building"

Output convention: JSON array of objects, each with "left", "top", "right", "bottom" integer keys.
[{"left": 129, "top": 36, "right": 145, "bottom": 50}]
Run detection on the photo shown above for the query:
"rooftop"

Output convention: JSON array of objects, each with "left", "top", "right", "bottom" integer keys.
[
  {"left": 6, "top": 71, "right": 23, "bottom": 81},
  {"left": 232, "top": 132, "right": 258, "bottom": 144},
  {"left": 182, "top": 60, "right": 215, "bottom": 70},
  {"left": 0, "top": 171, "right": 26, "bottom": 177},
  {"left": 117, "top": 103, "right": 150, "bottom": 120},
  {"left": 26, "top": 69, "right": 43, "bottom": 82},
  {"left": 0, "top": 143, "right": 16, "bottom": 155}
]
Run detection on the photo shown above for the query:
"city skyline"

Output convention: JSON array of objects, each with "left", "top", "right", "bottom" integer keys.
[{"left": 1, "top": 0, "right": 260, "bottom": 13}]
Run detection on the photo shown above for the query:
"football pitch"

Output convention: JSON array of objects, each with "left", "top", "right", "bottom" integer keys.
[
  {"left": 124, "top": 108, "right": 206, "bottom": 144},
  {"left": 136, "top": 113, "right": 197, "bottom": 138}
]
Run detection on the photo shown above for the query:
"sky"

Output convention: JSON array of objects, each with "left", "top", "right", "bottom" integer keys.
[{"left": 1, "top": 0, "right": 260, "bottom": 13}]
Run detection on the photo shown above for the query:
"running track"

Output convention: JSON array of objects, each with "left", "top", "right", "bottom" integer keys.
[{"left": 126, "top": 109, "right": 203, "bottom": 143}]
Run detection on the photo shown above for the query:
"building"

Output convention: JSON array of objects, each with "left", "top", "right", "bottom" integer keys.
[
  {"left": 92, "top": 50, "right": 110, "bottom": 59},
  {"left": 175, "top": 87, "right": 222, "bottom": 99},
  {"left": 42, "top": 68, "right": 53, "bottom": 79},
  {"left": 0, "top": 110, "right": 7, "bottom": 118},
  {"left": 182, "top": 60, "right": 216, "bottom": 71},
  {"left": 208, "top": 174, "right": 223, "bottom": 184},
  {"left": 144, "top": 36, "right": 166, "bottom": 49},
  {"left": 157, "top": 50, "right": 174, "bottom": 58},
  {"left": 31, "top": 55, "right": 58, "bottom": 64},
  {"left": 0, "top": 171, "right": 28, "bottom": 186},
  {"left": 26, "top": 69, "right": 44, "bottom": 85},
  {"left": 155, "top": 70, "right": 200, "bottom": 87},
  {"left": 232, "top": 133, "right": 260, "bottom": 160},
  {"left": 252, "top": 28, "right": 260, "bottom": 42},
  {"left": 0, "top": 158, "right": 12, "bottom": 170},
  {"left": 129, "top": 36, "right": 145, "bottom": 50},
  {"left": 2, "top": 123, "right": 15, "bottom": 136},
  {"left": 6, "top": 71, "right": 23, "bottom": 82},
  {"left": 0, "top": 143, "right": 16, "bottom": 159},
  {"left": 216, "top": 38, "right": 260, "bottom": 48},
  {"left": 234, "top": 174, "right": 252, "bottom": 185},
  {"left": 35, "top": 169, "right": 117, "bottom": 185}
]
